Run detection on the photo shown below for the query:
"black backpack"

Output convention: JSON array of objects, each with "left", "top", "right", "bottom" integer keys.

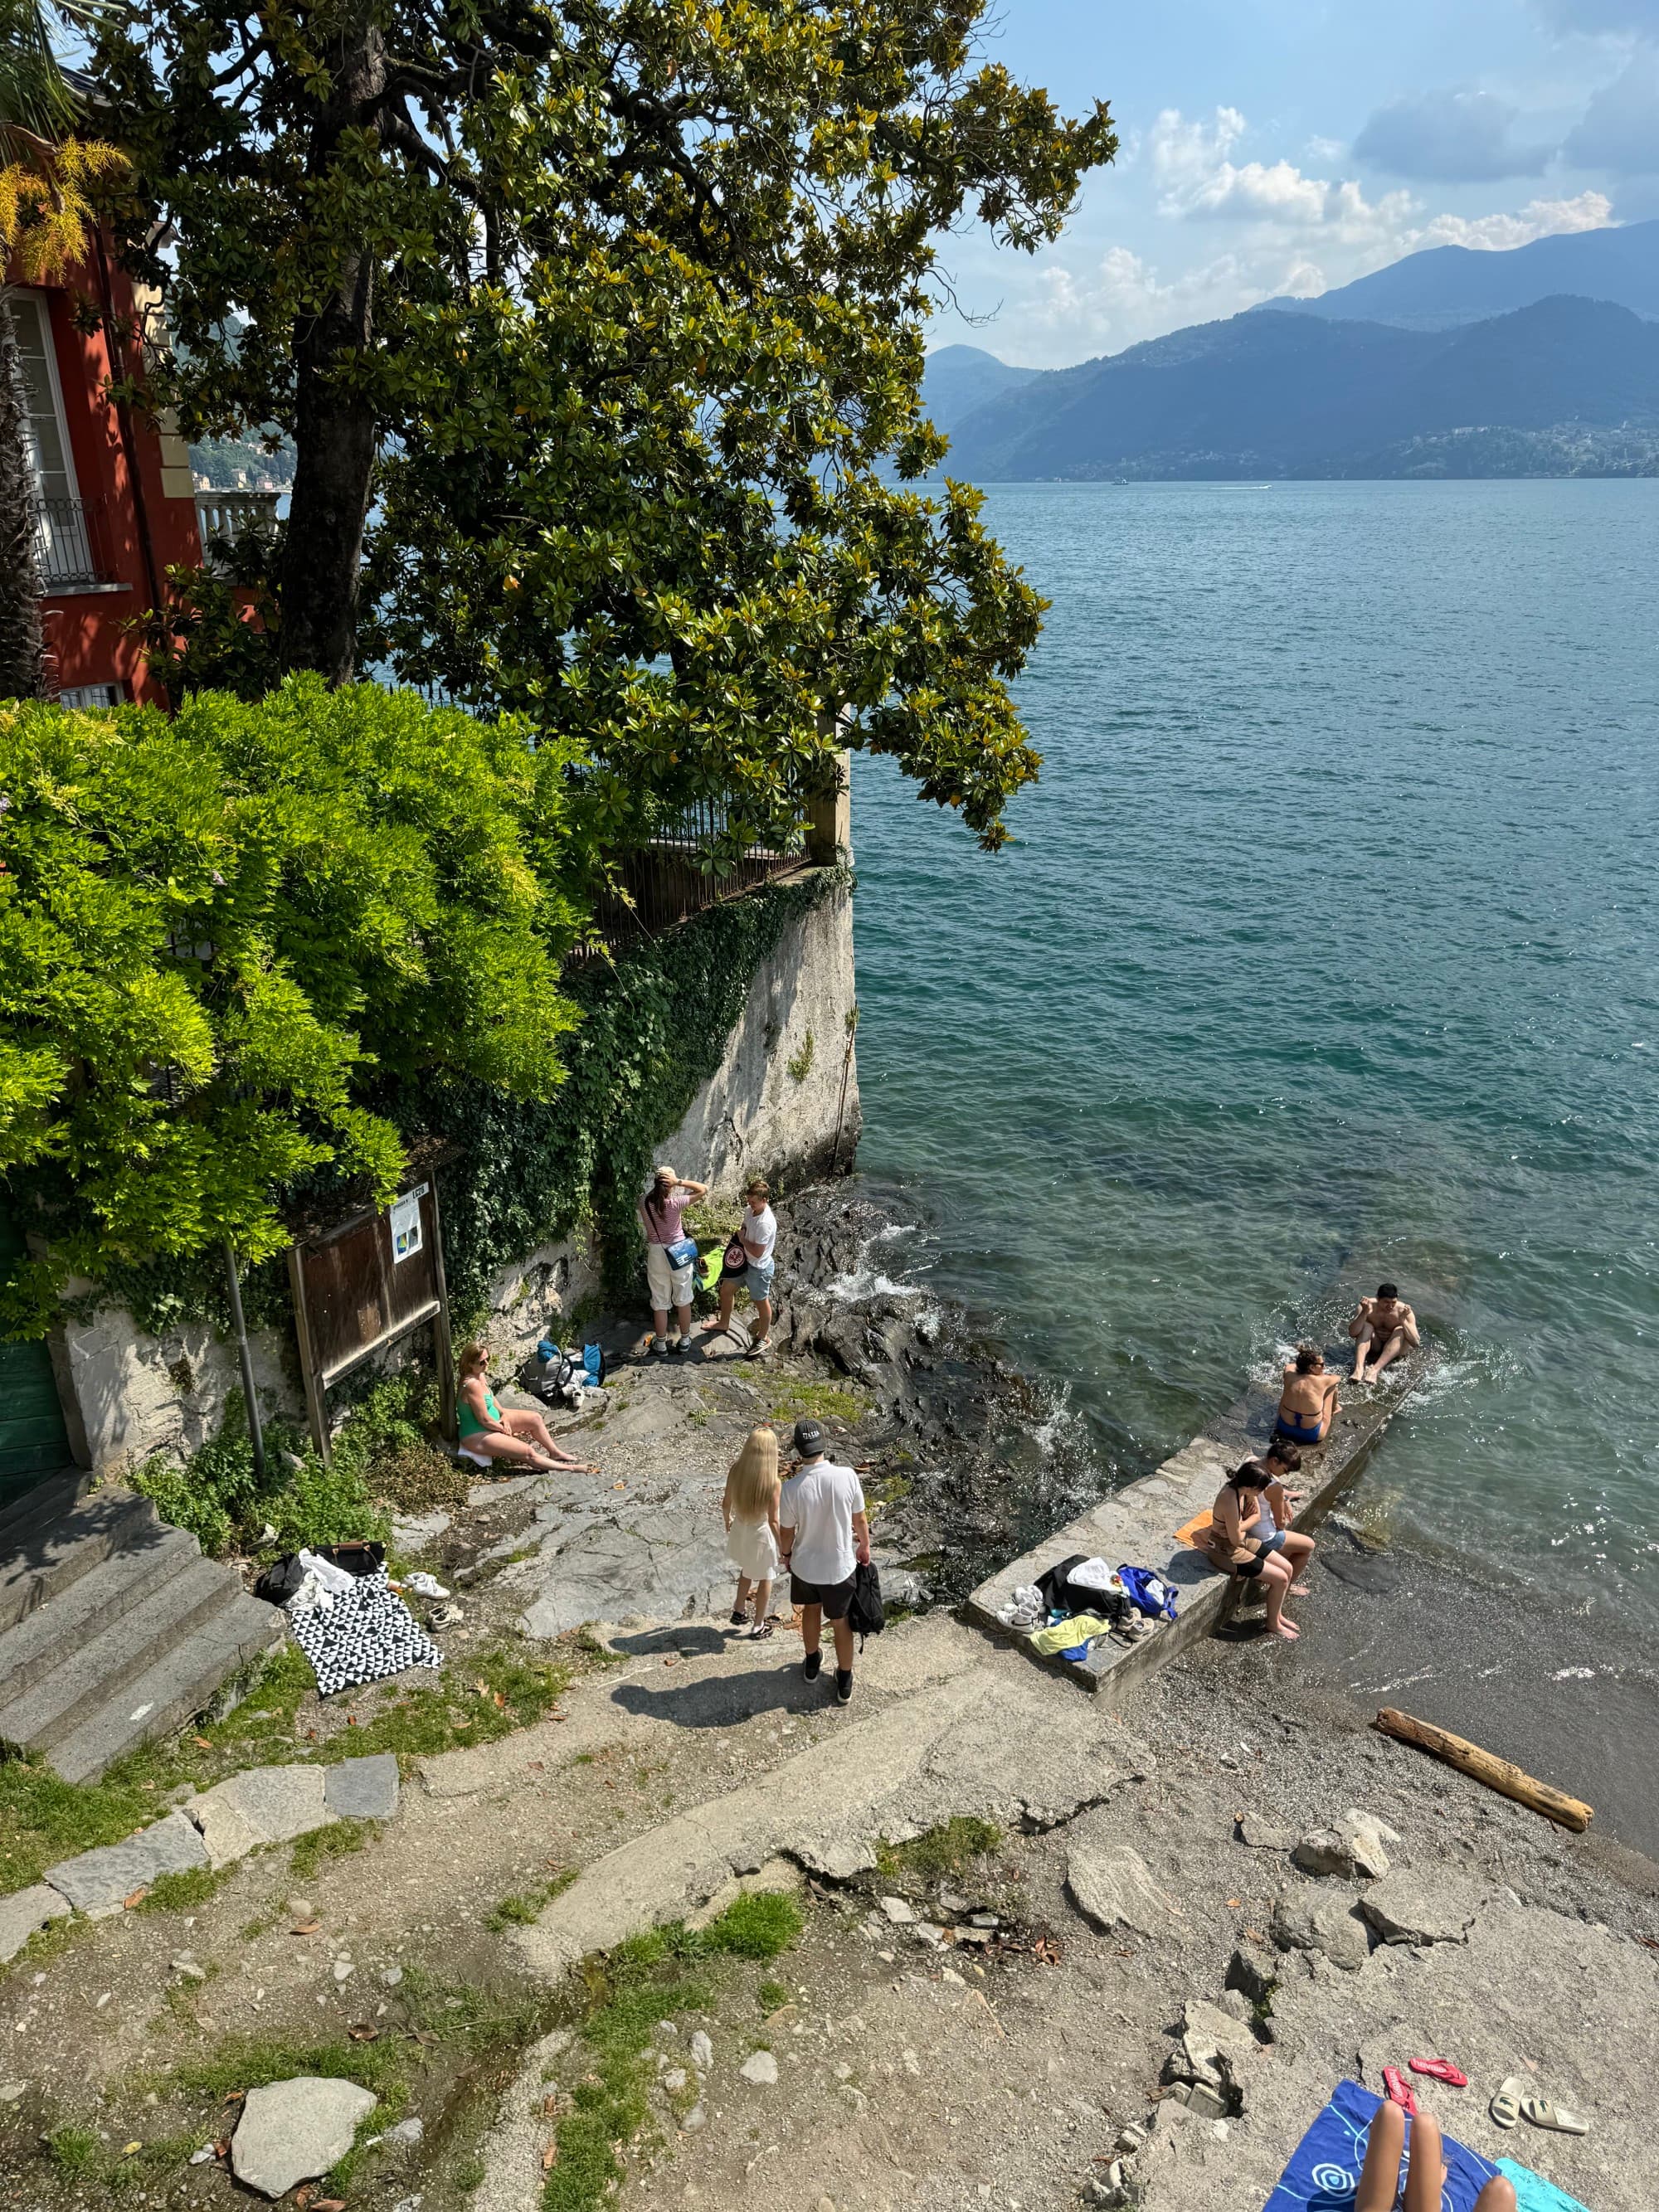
[{"left": 846, "top": 1561, "right": 886, "bottom": 1646}]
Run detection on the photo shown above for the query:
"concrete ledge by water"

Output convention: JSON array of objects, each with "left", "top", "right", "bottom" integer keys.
[{"left": 966, "top": 1340, "right": 1436, "bottom": 1694}]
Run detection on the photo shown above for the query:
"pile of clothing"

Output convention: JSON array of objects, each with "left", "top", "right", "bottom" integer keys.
[
  {"left": 996, "top": 1552, "right": 1178, "bottom": 1660},
  {"left": 260, "top": 1546, "right": 445, "bottom": 1698}
]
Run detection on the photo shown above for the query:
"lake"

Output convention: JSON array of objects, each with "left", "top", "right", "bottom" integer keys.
[{"left": 849, "top": 479, "right": 1659, "bottom": 1843}]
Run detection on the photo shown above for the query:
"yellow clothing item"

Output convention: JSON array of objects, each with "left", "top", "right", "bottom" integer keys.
[{"left": 1029, "top": 1613, "right": 1115, "bottom": 1655}]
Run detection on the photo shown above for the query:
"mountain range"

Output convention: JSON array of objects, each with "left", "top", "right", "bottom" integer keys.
[{"left": 926, "top": 219, "right": 1659, "bottom": 481}]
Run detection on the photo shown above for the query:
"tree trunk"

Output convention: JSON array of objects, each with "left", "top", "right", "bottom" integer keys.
[
  {"left": 277, "top": 17, "right": 386, "bottom": 684},
  {"left": 0, "top": 292, "right": 48, "bottom": 701}
]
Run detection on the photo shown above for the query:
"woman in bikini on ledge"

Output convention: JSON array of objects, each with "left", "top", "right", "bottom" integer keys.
[{"left": 1277, "top": 1344, "right": 1340, "bottom": 1446}]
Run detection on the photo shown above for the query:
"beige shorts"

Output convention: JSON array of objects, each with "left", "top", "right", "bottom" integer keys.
[{"left": 646, "top": 1242, "right": 694, "bottom": 1310}]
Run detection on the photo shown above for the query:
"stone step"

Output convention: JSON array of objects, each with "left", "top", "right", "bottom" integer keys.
[
  {"left": 0, "top": 1553, "right": 245, "bottom": 1753},
  {"left": 0, "top": 1487, "right": 163, "bottom": 1636},
  {"left": 0, "top": 1525, "right": 202, "bottom": 1707},
  {"left": 49, "top": 1592, "right": 285, "bottom": 1786},
  {"left": 0, "top": 1472, "right": 88, "bottom": 1556}
]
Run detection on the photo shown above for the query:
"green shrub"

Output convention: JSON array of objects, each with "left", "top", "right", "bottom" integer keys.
[{"left": 0, "top": 678, "right": 582, "bottom": 1339}]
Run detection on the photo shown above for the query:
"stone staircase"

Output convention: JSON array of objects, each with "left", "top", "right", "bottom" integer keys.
[{"left": 0, "top": 1475, "right": 283, "bottom": 1785}]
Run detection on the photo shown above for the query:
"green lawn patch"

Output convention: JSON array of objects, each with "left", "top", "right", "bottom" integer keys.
[
  {"left": 766, "top": 1379, "right": 869, "bottom": 1427},
  {"left": 138, "top": 1864, "right": 233, "bottom": 1913},
  {"left": 875, "top": 1816, "right": 1001, "bottom": 1884},
  {"left": 289, "top": 1817, "right": 379, "bottom": 1880},
  {"left": 543, "top": 1894, "right": 804, "bottom": 2212},
  {"left": 485, "top": 1868, "right": 575, "bottom": 1932}
]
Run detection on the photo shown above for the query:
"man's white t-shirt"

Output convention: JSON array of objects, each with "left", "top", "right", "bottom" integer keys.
[
  {"left": 743, "top": 1204, "right": 777, "bottom": 1263},
  {"left": 779, "top": 1457, "right": 864, "bottom": 1587}
]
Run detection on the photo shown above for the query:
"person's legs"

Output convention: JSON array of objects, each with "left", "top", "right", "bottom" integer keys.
[
  {"left": 800, "top": 1602, "right": 824, "bottom": 1663},
  {"left": 708, "top": 1279, "right": 736, "bottom": 1334},
  {"left": 1368, "top": 1329, "right": 1406, "bottom": 1381},
  {"left": 1402, "top": 2112, "right": 1447, "bottom": 2212},
  {"left": 750, "top": 1575, "right": 773, "bottom": 1632},
  {"left": 502, "top": 1409, "right": 591, "bottom": 1470},
  {"left": 1280, "top": 1529, "right": 1316, "bottom": 1594},
  {"left": 1472, "top": 2178, "right": 1518, "bottom": 2212},
  {"left": 1350, "top": 1322, "right": 1374, "bottom": 1382},
  {"left": 748, "top": 1294, "right": 772, "bottom": 1352},
  {"left": 732, "top": 1573, "right": 752, "bottom": 1626},
  {"left": 1262, "top": 1556, "right": 1299, "bottom": 1639},
  {"left": 459, "top": 1431, "right": 547, "bottom": 1469},
  {"left": 1354, "top": 2100, "right": 1405, "bottom": 2212}
]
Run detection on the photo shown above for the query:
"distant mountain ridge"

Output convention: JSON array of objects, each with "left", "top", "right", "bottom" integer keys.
[
  {"left": 1254, "top": 216, "right": 1659, "bottom": 332},
  {"left": 923, "top": 221, "right": 1659, "bottom": 482}
]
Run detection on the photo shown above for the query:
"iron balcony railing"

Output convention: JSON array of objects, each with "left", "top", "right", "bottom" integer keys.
[{"left": 32, "top": 495, "right": 110, "bottom": 589}]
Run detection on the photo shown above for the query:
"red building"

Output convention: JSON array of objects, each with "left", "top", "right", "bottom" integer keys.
[{"left": 12, "top": 237, "right": 204, "bottom": 707}]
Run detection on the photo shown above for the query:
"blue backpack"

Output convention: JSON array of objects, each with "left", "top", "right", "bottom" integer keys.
[{"left": 1117, "top": 1565, "right": 1178, "bottom": 1622}]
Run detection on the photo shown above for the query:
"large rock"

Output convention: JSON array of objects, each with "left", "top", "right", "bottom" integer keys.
[
  {"left": 1292, "top": 1810, "right": 1398, "bottom": 1881},
  {"left": 231, "top": 2076, "right": 377, "bottom": 2198},
  {"left": 0, "top": 1883, "right": 71, "bottom": 1962},
  {"left": 45, "top": 1810, "right": 209, "bottom": 1918},
  {"left": 1359, "top": 1874, "right": 1480, "bottom": 1947},
  {"left": 189, "top": 1766, "right": 334, "bottom": 1869},
  {"left": 1067, "top": 1838, "right": 1179, "bottom": 1937},
  {"left": 324, "top": 1755, "right": 400, "bottom": 1821},
  {"left": 1164, "top": 1998, "right": 1261, "bottom": 2111},
  {"left": 1272, "top": 1892, "right": 1371, "bottom": 1973},
  {"left": 1236, "top": 1813, "right": 1296, "bottom": 1851},
  {"left": 1224, "top": 1942, "right": 1277, "bottom": 2005}
]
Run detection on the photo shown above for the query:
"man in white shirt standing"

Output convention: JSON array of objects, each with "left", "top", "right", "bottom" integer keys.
[
  {"left": 712, "top": 1176, "right": 778, "bottom": 1359},
  {"left": 778, "top": 1417, "right": 869, "bottom": 1706}
]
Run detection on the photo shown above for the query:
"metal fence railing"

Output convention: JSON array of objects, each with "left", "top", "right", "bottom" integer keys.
[
  {"left": 32, "top": 496, "right": 109, "bottom": 588},
  {"left": 577, "top": 795, "right": 812, "bottom": 960}
]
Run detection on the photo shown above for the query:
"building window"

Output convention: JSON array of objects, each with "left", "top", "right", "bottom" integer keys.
[
  {"left": 57, "top": 684, "right": 124, "bottom": 710},
  {"left": 12, "top": 290, "right": 105, "bottom": 588}
]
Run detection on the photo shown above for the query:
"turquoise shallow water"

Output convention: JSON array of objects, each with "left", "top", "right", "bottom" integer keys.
[{"left": 850, "top": 479, "right": 1659, "bottom": 1638}]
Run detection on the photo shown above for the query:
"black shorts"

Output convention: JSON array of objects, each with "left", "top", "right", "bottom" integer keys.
[{"left": 790, "top": 1572, "right": 857, "bottom": 1620}]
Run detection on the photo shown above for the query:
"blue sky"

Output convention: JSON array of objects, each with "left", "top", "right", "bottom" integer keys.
[{"left": 935, "top": 0, "right": 1659, "bottom": 365}]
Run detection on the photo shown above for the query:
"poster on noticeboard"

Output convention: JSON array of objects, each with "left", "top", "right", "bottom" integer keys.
[{"left": 390, "top": 1186, "right": 426, "bottom": 1264}]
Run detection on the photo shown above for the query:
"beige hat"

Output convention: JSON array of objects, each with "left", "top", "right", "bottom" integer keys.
[{"left": 652, "top": 1164, "right": 679, "bottom": 1185}]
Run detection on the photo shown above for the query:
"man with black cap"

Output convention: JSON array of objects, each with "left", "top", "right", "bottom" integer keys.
[{"left": 779, "top": 1417, "right": 869, "bottom": 1705}]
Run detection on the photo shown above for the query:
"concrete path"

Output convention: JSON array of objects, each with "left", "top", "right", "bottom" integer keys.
[{"left": 511, "top": 1614, "right": 1141, "bottom": 1979}]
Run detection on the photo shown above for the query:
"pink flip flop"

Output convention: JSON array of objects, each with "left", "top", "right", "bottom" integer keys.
[
  {"left": 1383, "top": 2068, "right": 1419, "bottom": 2115},
  {"left": 1408, "top": 2058, "right": 1469, "bottom": 2088}
]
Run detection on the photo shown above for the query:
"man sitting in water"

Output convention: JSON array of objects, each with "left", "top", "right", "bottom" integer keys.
[
  {"left": 1277, "top": 1344, "right": 1340, "bottom": 1446},
  {"left": 1349, "top": 1281, "right": 1419, "bottom": 1383}
]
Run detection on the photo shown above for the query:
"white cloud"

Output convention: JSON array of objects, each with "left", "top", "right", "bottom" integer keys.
[
  {"left": 1147, "top": 106, "right": 1419, "bottom": 241},
  {"left": 1413, "top": 189, "right": 1615, "bottom": 246}
]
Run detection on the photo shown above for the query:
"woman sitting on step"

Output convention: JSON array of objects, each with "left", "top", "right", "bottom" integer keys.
[
  {"left": 455, "top": 1343, "right": 595, "bottom": 1475},
  {"left": 1209, "top": 1460, "right": 1314, "bottom": 1641}
]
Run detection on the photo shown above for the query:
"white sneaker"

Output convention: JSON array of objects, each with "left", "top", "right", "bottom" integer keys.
[{"left": 650, "top": 1334, "right": 669, "bottom": 1355}]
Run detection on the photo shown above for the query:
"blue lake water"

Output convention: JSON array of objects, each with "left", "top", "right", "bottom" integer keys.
[{"left": 849, "top": 479, "right": 1659, "bottom": 1645}]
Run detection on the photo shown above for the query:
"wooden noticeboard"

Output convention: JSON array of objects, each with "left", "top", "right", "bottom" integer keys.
[{"left": 286, "top": 1179, "right": 456, "bottom": 1462}]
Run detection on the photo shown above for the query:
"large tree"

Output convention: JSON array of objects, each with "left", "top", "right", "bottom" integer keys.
[{"left": 96, "top": 1, "right": 1113, "bottom": 853}]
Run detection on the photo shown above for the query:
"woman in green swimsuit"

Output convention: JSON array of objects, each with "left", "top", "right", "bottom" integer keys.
[{"left": 456, "top": 1344, "right": 595, "bottom": 1473}]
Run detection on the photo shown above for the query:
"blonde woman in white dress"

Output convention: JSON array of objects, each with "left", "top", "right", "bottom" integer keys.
[{"left": 722, "top": 1427, "right": 782, "bottom": 1639}]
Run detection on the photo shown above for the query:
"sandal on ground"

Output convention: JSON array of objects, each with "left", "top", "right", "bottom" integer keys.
[
  {"left": 1408, "top": 2058, "right": 1468, "bottom": 2088},
  {"left": 1489, "top": 2077, "right": 1527, "bottom": 2129},
  {"left": 729, "top": 1610, "right": 748, "bottom": 1627},
  {"left": 1520, "top": 2094, "right": 1588, "bottom": 2136},
  {"left": 748, "top": 1621, "right": 775, "bottom": 1640},
  {"left": 1382, "top": 2068, "right": 1418, "bottom": 2115}
]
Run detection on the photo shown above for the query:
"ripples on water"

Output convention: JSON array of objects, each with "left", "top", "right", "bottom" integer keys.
[{"left": 849, "top": 480, "right": 1659, "bottom": 1633}]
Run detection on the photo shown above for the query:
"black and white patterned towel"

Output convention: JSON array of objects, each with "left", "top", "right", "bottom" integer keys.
[{"left": 286, "top": 1568, "right": 444, "bottom": 1697}]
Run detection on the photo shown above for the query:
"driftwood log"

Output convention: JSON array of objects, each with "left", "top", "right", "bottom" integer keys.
[{"left": 1373, "top": 1708, "right": 1593, "bottom": 1831}]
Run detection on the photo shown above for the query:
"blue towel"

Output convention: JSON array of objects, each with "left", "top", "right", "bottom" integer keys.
[
  {"left": 1266, "top": 2079, "right": 1502, "bottom": 2210},
  {"left": 1495, "top": 2160, "right": 1591, "bottom": 2212}
]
